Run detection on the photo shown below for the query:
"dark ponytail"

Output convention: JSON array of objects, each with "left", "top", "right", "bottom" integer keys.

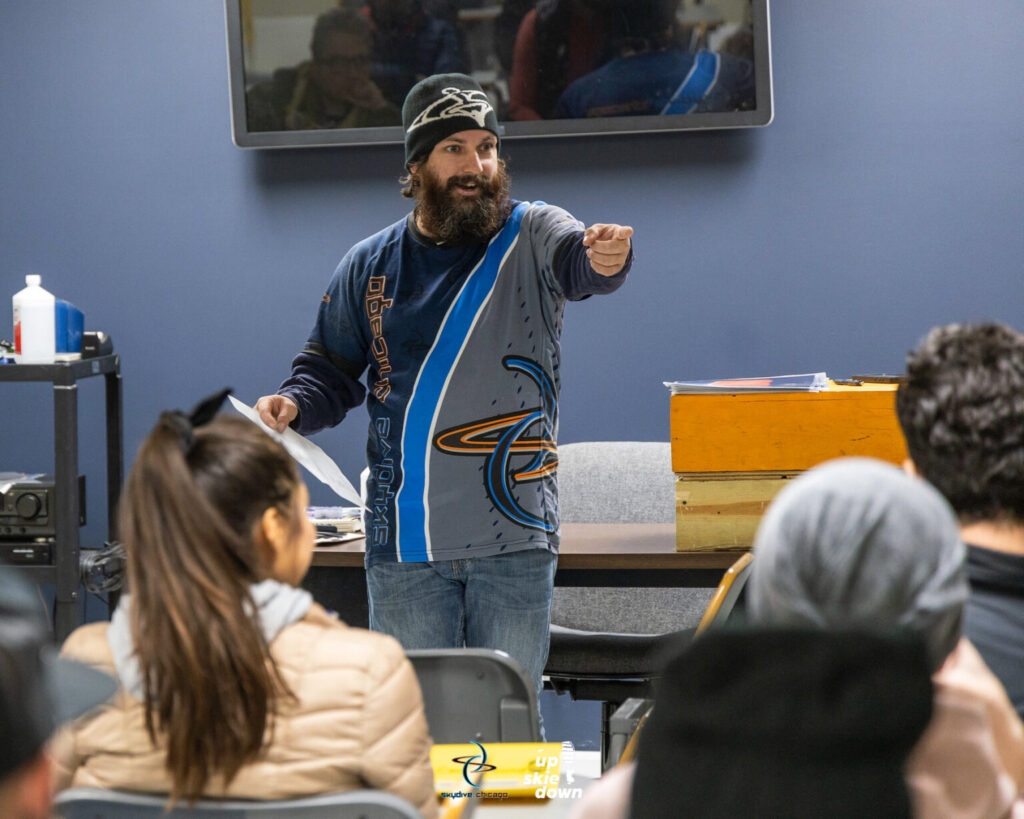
[{"left": 119, "top": 413, "right": 301, "bottom": 802}]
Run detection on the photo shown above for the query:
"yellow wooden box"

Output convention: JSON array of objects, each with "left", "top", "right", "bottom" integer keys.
[
  {"left": 669, "top": 382, "right": 907, "bottom": 473},
  {"left": 671, "top": 382, "right": 908, "bottom": 551},
  {"left": 675, "top": 472, "right": 796, "bottom": 551}
]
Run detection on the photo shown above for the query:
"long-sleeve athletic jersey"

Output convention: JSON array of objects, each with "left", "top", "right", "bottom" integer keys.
[{"left": 278, "top": 200, "right": 630, "bottom": 566}]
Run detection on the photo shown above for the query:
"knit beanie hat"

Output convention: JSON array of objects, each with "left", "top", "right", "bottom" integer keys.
[
  {"left": 402, "top": 73, "right": 500, "bottom": 167},
  {"left": 630, "top": 627, "right": 933, "bottom": 819}
]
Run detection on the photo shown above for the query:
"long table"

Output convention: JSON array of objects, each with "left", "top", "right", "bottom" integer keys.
[{"left": 306, "top": 523, "right": 747, "bottom": 628}]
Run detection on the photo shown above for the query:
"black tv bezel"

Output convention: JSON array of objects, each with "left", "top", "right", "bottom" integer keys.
[{"left": 224, "top": 0, "right": 773, "bottom": 150}]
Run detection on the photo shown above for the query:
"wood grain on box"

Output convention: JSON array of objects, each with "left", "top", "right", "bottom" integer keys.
[
  {"left": 669, "top": 383, "right": 908, "bottom": 473},
  {"left": 675, "top": 473, "right": 797, "bottom": 551}
]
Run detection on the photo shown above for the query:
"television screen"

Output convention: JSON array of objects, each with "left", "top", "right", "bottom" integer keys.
[{"left": 225, "top": 0, "right": 773, "bottom": 149}]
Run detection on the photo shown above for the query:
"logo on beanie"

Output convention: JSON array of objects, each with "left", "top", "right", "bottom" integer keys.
[{"left": 407, "top": 86, "right": 493, "bottom": 133}]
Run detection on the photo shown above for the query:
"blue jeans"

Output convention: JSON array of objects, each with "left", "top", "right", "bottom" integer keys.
[{"left": 366, "top": 548, "right": 557, "bottom": 700}]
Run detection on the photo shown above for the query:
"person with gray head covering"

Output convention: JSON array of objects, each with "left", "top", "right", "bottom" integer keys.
[
  {"left": 748, "top": 456, "right": 966, "bottom": 671},
  {"left": 748, "top": 457, "right": 1024, "bottom": 818}
]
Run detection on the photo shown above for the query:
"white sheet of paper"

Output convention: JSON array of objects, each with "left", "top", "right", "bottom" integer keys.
[{"left": 228, "top": 395, "right": 362, "bottom": 507}]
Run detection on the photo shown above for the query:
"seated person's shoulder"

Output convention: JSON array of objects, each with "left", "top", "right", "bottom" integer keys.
[
  {"left": 934, "top": 638, "right": 1024, "bottom": 748},
  {"left": 61, "top": 621, "right": 114, "bottom": 669},
  {"left": 278, "top": 603, "right": 407, "bottom": 674},
  {"left": 937, "top": 638, "right": 1012, "bottom": 702}
]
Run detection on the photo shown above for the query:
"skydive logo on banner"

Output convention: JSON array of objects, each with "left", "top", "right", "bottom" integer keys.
[
  {"left": 433, "top": 356, "right": 557, "bottom": 532},
  {"left": 453, "top": 740, "right": 495, "bottom": 789}
]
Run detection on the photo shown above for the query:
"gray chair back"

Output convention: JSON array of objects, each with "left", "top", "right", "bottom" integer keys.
[
  {"left": 407, "top": 648, "right": 541, "bottom": 744},
  {"left": 554, "top": 442, "right": 712, "bottom": 634},
  {"left": 53, "top": 788, "right": 422, "bottom": 818},
  {"left": 557, "top": 441, "right": 676, "bottom": 524}
]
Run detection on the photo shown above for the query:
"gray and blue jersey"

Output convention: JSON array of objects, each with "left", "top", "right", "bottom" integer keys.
[{"left": 280, "top": 200, "right": 629, "bottom": 566}]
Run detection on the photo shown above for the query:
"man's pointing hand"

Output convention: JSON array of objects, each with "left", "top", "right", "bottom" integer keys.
[{"left": 582, "top": 224, "right": 634, "bottom": 276}]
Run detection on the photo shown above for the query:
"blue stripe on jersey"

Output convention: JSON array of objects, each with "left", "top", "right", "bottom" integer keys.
[
  {"left": 662, "top": 51, "right": 721, "bottom": 115},
  {"left": 395, "top": 201, "right": 530, "bottom": 562}
]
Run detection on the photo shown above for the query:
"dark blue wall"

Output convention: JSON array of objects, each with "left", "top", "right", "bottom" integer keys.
[{"left": 2, "top": 0, "right": 1023, "bottom": 555}]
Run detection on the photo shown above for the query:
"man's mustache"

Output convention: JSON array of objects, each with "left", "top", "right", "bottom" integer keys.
[{"left": 446, "top": 174, "right": 493, "bottom": 192}]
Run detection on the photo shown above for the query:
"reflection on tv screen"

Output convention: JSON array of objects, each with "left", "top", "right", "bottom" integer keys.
[{"left": 238, "top": 0, "right": 760, "bottom": 135}]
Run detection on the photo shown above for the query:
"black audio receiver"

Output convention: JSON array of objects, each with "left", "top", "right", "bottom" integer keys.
[
  {"left": 0, "top": 472, "right": 85, "bottom": 539},
  {"left": 0, "top": 540, "right": 53, "bottom": 565}
]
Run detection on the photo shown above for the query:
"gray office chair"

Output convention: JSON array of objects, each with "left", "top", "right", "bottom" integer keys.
[
  {"left": 53, "top": 788, "right": 422, "bottom": 818},
  {"left": 546, "top": 441, "right": 718, "bottom": 768},
  {"left": 407, "top": 648, "right": 541, "bottom": 744}
]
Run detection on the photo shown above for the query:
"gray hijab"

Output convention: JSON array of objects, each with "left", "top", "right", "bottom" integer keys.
[{"left": 748, "top": 457, "right": 967, "bottom": 671}]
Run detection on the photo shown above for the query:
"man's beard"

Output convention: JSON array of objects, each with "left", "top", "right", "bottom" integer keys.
[{"left": 415, "top": 161, "right": 511, "bottom": 245}]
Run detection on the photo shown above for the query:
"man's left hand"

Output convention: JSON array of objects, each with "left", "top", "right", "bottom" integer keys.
[{"left": 582, "top": 224, "right": 634, "bottom": 277}]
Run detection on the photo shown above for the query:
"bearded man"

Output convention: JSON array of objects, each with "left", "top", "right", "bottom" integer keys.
[{"left": 256, "top": 74, "right": 633, "bottom": 704}]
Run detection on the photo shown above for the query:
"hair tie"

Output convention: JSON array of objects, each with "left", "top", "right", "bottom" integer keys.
[{"left": 163, "top": 388, "right": 233, "bottom": 454}]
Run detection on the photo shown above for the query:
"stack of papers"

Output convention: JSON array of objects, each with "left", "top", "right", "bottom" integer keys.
[
  {"left": 665, "top": 372, "right": 828, "bottom": 394},
  {"left": 308, "top": 506, "right": 363, "bottom": 533}
]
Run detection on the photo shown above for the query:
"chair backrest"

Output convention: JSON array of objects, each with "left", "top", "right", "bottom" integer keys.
[
  {"left": 556, "top": 441, "right": 675, "bottom": 524},
  {"left": 53, "top": 788, "right": 422, "bottom": 818},
  {"left": 406, "top": 648, "right": 541, "bottom": 744},
  {"left": 695, "top": 552, "right": 753, "bottom": 635},
  {"left": 553, "top": 441, "right": 712, "bottom": 634}
]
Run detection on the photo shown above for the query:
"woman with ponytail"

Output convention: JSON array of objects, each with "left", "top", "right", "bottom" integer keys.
[{"left": 53, "top": 391, "right": 437, "bottom": 816}]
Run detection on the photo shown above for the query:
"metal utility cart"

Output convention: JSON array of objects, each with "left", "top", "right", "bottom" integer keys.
[{"left": 0, "top": 355, "right": 123, "bottom": 641}]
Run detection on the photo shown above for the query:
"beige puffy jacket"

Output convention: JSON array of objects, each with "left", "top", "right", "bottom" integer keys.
[{"left": 53, "top": 603, "right": 438, "bottom": 818}]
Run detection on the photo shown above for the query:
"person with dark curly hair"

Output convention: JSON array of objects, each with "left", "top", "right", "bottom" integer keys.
[{"left": 897, "top": 322, "right": 1024, "bottom": 722}]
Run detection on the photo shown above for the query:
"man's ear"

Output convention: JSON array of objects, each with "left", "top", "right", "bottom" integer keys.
[{"left": 902, "top": 458, "right": 920, "bottom": 478}]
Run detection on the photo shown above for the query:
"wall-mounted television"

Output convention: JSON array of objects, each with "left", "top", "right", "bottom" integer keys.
[{"left": 225, "top": 0, "right": 772, "bottom": 150}]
